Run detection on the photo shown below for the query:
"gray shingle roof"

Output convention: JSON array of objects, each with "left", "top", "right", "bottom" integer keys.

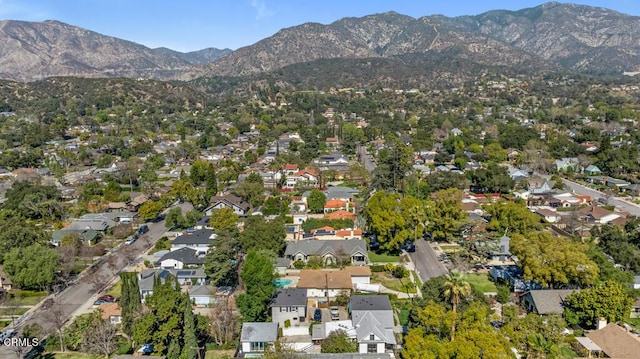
[
  {"left": 284, "top": 239, "right": 366, "bottom": 258},
  {"left": 527, "top": 289, "right": 578, "bottom": 315},
  {"left": 173, "top": 229, "right": 217, "bottom": 245},
  {"left": 272, "top": 288, "right": 307, "bottom": 307},
  {"left": 240, "top": 322, "right": 278, "bottom": 343},
  {"left": 350, "top": 295, "right": 392, "bottom": 311},
  {"left": 158, "top": 247, "right": 204, "bottom": 265}
]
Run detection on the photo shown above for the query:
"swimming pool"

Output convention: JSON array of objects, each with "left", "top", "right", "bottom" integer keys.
[{"left": 274, "top": 278, "right": 293, "bottom": 288}]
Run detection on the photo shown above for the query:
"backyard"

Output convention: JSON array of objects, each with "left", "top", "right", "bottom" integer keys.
[
  {"left": 372, "top": 271, "right": 417, "bottom": 294},
  {"left": 465, "top": 273, "right": 497, "bottom": 293}
]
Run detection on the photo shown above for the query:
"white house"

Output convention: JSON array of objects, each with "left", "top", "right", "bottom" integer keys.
[
  {"left": 240, "top": 322, "right": 278, "bottom": 355},
  {"left": 171, "top": 229, "right": 217, "bottom": 255},
  {"left": 350, "top": 295, "right": 396, "bottom": 354},
  {"left": 271, "top": 288, "right": 308, "bottom": 328}
]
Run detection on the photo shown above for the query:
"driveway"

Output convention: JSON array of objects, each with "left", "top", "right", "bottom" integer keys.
[
  {"left": 409, "top": 240, "right": 449, "bottom": 283},
  {"left": 0, "top": 202, "right": 193, "bottom": 357}
]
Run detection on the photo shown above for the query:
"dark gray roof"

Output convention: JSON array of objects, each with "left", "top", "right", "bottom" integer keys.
[
  {"left": 284, "top": 239, "right": 366, "bottom": 258},
  {"left": 275, "top": 257, "right": 290, "bottom": 268},
  {"left": 240, "top": 322, "right": 278, "bottom": 343},
  {"left": 350, "top": 295, "right": 392, "bottom": 311},
  {"left": 158, "top": 247, "right": 204, "bottom": 265},
  {"left": 210, "top": 193, "right": 250, "bottom": 212},
  {"left": 173, "top": 229, "right": 216, "bottom": 245},
  {"left": 526, "top": 289, "right": 578, "bottom": 315},
  {"left": 273, "top": 288, "right": 307, "bottom": 307}
]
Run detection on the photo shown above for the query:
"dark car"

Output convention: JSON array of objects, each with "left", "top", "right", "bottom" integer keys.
[
  {"left": 97, "top": 295, "right": 115, "bottom": 302},
  {"left": 402, "top": 240, "right": 415, "bottom": 252},
  {"left": 138, "top": 224, "right": 149, "bottom": 234},
  {"left": 93, "top": 300, "right": 107, "bottom": 305},
  {"left": 313, "top": 308, "right": 322, "bottom": 322}
]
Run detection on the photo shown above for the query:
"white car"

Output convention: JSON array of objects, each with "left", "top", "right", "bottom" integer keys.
[{"left": 330, "top": 307, "right": 339, "bottom": 320}]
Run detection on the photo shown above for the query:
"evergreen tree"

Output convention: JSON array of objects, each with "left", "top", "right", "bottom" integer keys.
[
  {"left": 120, "top": 272, "right": 141, "bottom": 338},
  {"left": 181, "top": 295, "right": 198, "bottom": 359}
]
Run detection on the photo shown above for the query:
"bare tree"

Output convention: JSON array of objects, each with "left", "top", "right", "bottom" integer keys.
[
  {"left": 89, "top": 273, "right": 107, "bottom": 293},
  {"left": 44, "top": 304, "right": 67, "bottom": 352},
  {"left": 82, "top": 320, "right": 118, "bottom": 358},
  {"left": 209, "top": 297, "right": 239, "bottom": 346}
]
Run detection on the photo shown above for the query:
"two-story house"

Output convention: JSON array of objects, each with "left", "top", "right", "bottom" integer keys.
[
  {"left": 157, "top": 247, "right": 205, "bottom": 269},
  {"left": 350, "top": 295, "right": 396, "bottom": 354},
  {"left": 206, "top": 193, "right": 251, "bottom": 216},
  {"left": 138, "top": 268, "right": 207, "bottom": 302},
  {"left": 171, "top": 229, "right": 217, "bottom": 255},
  {"left": 271, "top": 288, "right": 307, "bottom": 328}
]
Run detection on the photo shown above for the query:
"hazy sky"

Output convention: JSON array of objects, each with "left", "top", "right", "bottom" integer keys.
[{"left": 1, "top": 0, "right": 638, "bottom": 52}]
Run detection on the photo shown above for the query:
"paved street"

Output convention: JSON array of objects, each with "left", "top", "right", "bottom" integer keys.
[
  {"left": 0, "top": 202, "right": 192, "bottom": 357},
  {"left": 409, "top": 240, "right": 449, "bottom": 283},
  {"left": 357, "top": 143, "right": 377, "bottom": 172},
  {"left": 562, "top": 179, "right": 640, "bottom": 217}
]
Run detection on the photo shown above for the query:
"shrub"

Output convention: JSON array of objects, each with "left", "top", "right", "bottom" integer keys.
[
  {"left": 370, "top": 265, "right": 385, "bottom": 272},
  {"left": 293, "top": 260, "right": 306, "bottom": 269},
  {"left": 284, "top": 319, "right": 291, "bottom": 328},
  {"left": 383, "top": 263, "right": 395, "bottom": 272},
  {"left": 392, "top": 266, "right": 409, "bottom": 279}
]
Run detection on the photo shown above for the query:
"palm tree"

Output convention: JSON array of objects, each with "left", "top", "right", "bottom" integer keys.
[{"left": 443, "top": 269, "right": 471, "bottom": 341}]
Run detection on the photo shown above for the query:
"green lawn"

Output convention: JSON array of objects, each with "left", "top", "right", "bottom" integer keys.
[
  {"left": 398, "top": 308, "right": 410, "bottom": 326},
  {"left": 465, "top": 274, "right": 497, "bottom": 293},
  {"left": 104, "top": 280, "right": 122, "bottom": 298},
  {"left": 372, "top": 272, "right": 417, "bottom": 294},
  {"left": 368, "top": 251, "right": 400, "bottom": 263}
]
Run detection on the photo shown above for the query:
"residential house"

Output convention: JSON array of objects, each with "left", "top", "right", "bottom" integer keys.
[
  {"left": 555, "top": 157, "right": 580, "bottom": 173},
  {"left": 350, "top": 295, "right": 396, "bottom": 354},
  {"left": 324, "top": 187, "right": 359, "bottom": 202},
  {"left": 67, "top": 218, "right": 115, "bottom": 233},
  {"left": 297, "top": 267, "right": 371, "bottom": 301},
  {"left": 324, "top": 199, "right": 354, "bottom": 214},
  {"left": 239, "top": 322, "right": 278, "bottom": 356},
  {"left": 576, "top": 321, "right": 640, "bottom": 359},
  {"left": 527, "top": 178, "right": 553, "bottom": 194},
  {"left": 206, "top": 193, "right": 251, "bottom": 216},
  {"left": 584, "top": 165, "right": 602, "bottom": 176},
  {"left": 314, "top": 152, "right": 350, "bottom": 166},
  {"left": 138, "top": 268, "right": 207, "bottom": 302},
  {"left": 189, "top": 285, "right": 231, "bottom": 307},
  {"left": 605, "top": 177, "right": 630, "bottom": 190},
  {"left": 51, "top": 228, "right": 100, "bottom": 246},
  {"left": 271, "top": 288, "right": 308, "bottom": 328},
  {"left": 97, "top": 302, "right": 122, "bottom": 325},
  {"left": 284, "top": 168, "right": 320, "bottom": 189},
  {"left": 522, "top": 289, "right": 578, "bottom": 315},
  {"left": 534, "top": 208, "right": 561, "bottom": 223},
  {"left": 579, "top": 206, "right": 622, "bottom": 224},
  {"left": 157, "top": 247, "right": 205, "bottom": 269},
  {"left": 284, "top": 239, "right": 368, "bottom": 266},
  {"left": 171, "top": 229, "right": 217, "bottom": 255},
  {"left": 507, "top": 166, "right": 529, "bottom": 181}
]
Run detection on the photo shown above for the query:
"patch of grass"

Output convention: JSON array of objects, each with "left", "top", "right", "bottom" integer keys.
[
  {"left": 625, "top": 317, "right": 640, "bottom": 329},
  {"left": 411, "top": 271, "right": 422, "bottom": 288},
  {"left": 104, "top": 279, "right": 122, "bottom": 298},
  {"left": 398, "top": 308, "right": 410, "bottom": 326},
  {"left": 0, "top": 307, "right": 29, "bottom": 316},
  {"left": 0, "top": 320, "right": 10, "bottom": 329},
  {"left": 368, "top": 251, "right": 400, "bottom": 263},
  {"left": 205, "top": 350, "right": 235, "bottom": 359},
  {"left": 465, "top": 273, "right": 497, "bottom": 293},
  {"left": 372, "top": 272, "right": 417, "bottom": 293}
]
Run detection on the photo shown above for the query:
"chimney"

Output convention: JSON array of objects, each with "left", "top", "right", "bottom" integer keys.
[{"left": 597, "top": 317, "right": 607, "bottom": 330}]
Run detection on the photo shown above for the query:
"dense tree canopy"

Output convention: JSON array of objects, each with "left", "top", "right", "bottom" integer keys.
[
  {"left": 564, "top": 280, "right": 634, "bottom": 328},
  {"left": 3, "top": 243, "right": 59, "bottom": 290}
]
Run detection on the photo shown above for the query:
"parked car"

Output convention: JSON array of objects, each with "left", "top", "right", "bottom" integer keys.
[
  {"left": 313, "top": 308, "right": 322, "bottom": 322},
  {"left": 125, "top": 236, "right": 137, "bottom": 245},
  {"left": 97, "top": 295, "right": 115, "bottom": 302},
  {"left": 330, "top": 307, "right": 339, "bottom": 320},
  {"left": 93, "top": 300, "right": 108, "bottom": 305},
  {"left": 0, "top": 329, "right": 16, "bottom": 341},
  {"left": 138, "top": 224, "right": 149, "bottom": 234}
]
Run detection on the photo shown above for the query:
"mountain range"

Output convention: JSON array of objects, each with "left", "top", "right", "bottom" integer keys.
[{"left": 1, "top": 2, "right": 640, "bottom": 83}]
